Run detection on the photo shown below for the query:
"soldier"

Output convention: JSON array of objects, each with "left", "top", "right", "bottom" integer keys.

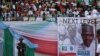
[{"left": 17, "top": 38, "right": 26, "bottom": 56}]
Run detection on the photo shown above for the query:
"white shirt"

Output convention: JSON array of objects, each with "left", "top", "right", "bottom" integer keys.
[
  {"left": 86, "top": 15, "right": 92, "bottom": 19},
  {"left": 36, "top": 17, "right": 43, "bottom": 22},
  {"left": 21, "top": 2, "right": 24, "bottom": 6},
  {"left": 71, "top": 2, "right": 77, "bottom": 7},
  {"left": 73, "top": 11, "right": 79, "bottom": 17},
  {"left": 91, "top": 14, "right": 98, "bottom": 18},
  {"left": 28, "top": 10, "right": 33, "bottom": 15},
  {"left": 39, "top": 5, "right": 42, "bottom": 9},
  {"left": 77, "top": 40, "right": 95, "bottom": 56},
  {"left": 84, "top": 0, "right": 89, "bottom": 5},
  {"left": 84, "top": 10, "right": 89, "bottom": 17},
  {"left": 32, "top": 4, "right": 37, "bottom": 11},
  {"left": 12, "top": 5, "right": 16, "bottom": 9},
  {"left": 49, "top": 8, "right": 56, "bottom": 11},
  {"left": 97, "top": 44, "right": 100, "bottom": 53},
  {"left": 86, "top": 40, "right": 95, "bottom": 56}
]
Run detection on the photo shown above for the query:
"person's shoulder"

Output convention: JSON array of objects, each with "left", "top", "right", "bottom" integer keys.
[
  {"left": 96, "top": 43, "right": 100, "bottom": 53},
  {"left": 97, "top": 44, "right": 100, "bottom": 47}
]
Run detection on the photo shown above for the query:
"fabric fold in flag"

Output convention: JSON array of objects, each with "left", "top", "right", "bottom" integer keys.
[
  {"left": 0, "top": 22, "right": 8, "bottom": 29},
  {"left": 9, "top": 28, "right": 38, "bottom": 49}
]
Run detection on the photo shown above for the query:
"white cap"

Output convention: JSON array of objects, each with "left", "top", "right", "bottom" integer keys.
[
  {"left": 49, "top": 8, "right": 56, "bottom": 11},
  {"left": 55, "top": 1, "right": 60, "bottom": 4},
  {"left": 91, "top": 9, "right": 98, "bottom": 14}
]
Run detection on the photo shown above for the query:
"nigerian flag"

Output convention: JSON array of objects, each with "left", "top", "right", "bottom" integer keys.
[{"left": 3, "top": 28, "right": 13, "bottom": 56}]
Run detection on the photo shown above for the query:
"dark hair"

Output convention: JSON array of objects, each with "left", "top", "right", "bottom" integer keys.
[
  {"left": 19, "top": 38, "right": 23, "bottom": 40},
  {"left": 97, "top": 29, "right": 100, "bottom": 35}
]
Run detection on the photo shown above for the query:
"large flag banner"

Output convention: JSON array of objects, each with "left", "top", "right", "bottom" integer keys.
[{"left": 57, "top": 17, "right": 96, "bottom": 56}]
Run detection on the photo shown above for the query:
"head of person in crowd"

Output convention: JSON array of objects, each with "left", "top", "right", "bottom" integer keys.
[
  {"left": 81, "top": 24, "right": 94, "bottom": 47},
  {"left": 19, "top": 37, "right": 24, "bottom": 43},
  {"left": 97, "top": 29, "right": 100, "bottom": 43}
]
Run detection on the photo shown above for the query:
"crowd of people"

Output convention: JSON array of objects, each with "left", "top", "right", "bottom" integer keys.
[{"left": 0, "top": 0, "right": 100, "bottom": 21}]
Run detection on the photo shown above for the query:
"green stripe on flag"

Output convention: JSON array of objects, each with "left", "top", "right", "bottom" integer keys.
[
  {"left": 25, "top": 45, "right": 35, "bottom": 56},
  {"left": 3, "top": 28, "right": 13, "bottom": 56}
]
